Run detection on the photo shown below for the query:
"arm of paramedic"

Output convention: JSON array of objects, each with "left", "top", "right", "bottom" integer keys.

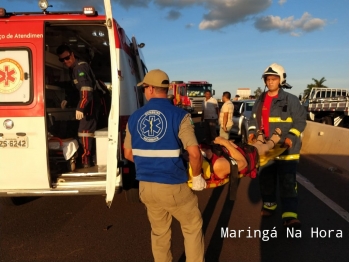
[
  {"left": 178, "top": 114, "right": 202, "bottom": 176},
  {"left": 286, "top": 96, "right": 307, "bottom": 146},
  {"left": 123, "top": 124, "right": 134, "bottom": 162},
  {"left": 214, "top": 137, "right": 247, "bottom": 171}
]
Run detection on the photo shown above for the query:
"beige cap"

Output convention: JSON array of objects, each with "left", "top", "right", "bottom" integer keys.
[{"left": 137, "top": 69, "right": 170, "bottom": 88}]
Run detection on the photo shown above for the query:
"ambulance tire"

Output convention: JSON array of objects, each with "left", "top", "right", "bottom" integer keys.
[{"left": 125, "top": 188, "right": 140, "bottom": 203}]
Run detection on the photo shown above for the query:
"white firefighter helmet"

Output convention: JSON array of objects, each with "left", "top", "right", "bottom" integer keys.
[{"left": 262, "top": 63, "right": 287, "bottom": 85}]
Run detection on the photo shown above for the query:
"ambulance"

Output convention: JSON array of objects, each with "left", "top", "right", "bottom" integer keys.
[{"left": 0, "top": 0, "right": 147, "bottom": 206}]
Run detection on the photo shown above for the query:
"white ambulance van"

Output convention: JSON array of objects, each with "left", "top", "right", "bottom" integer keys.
[{"left": 0, "top": 0, "right": 147, "bottom": 206}]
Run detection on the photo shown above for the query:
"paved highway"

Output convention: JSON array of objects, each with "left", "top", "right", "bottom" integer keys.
[{"left": 1, "top": 118, "right": 349, "bottom": 262}]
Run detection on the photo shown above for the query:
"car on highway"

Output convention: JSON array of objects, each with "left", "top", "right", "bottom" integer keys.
[
  {"left": 231, "top": 99, "right": 255, "bottom": 142},
  {"left": 222, "top": 99, "right": 255, "bottom": 142}
]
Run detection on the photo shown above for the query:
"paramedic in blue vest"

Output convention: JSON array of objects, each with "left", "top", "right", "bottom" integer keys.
[
  {"left": 124, "top": 69, "right": 206, "bottom": 262},
  {"left": 56, "top": 44, "right": 100, "bottom": 168},
  {"left": 248, "top": 63, "right": 307, "bottom": 228}
]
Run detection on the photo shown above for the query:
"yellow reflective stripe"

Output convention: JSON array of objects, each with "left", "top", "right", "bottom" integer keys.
[
  {"left": 276, "top": 154, "right": 300, "bottom": 160},
  {"left": 81, "top": 86, "right": 93, "bottom": 91},
  {"left": 132, "top": 149, "right": 181, "bottom": 157},
  {"left": 289, "top": 128, "right": 301, "bottom": 137},
  {"left": 282, "top": 212, "right": 298, "bottom": 219},
  {"left": 295, "top": 182, "right": 298, "bottom": 193},
  {"left": 248, "top": 126, "right": 256, "bottom": 131},
  {"left": 78, "top": 132, "right": 94, "bottom": 137},
  {"left": 269, "top": 117, "right": 293, "bottom": 123},
  {"left": 263, "top": 203, "right": 277, "bottom": 210}
]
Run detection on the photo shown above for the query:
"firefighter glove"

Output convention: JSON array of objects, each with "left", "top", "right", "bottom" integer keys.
[
  {"left": 282, "top": 137, "right": 293, "bottom": 148},
  {"left": 248, "top": 133, "right": 256, "bottom": 144}
]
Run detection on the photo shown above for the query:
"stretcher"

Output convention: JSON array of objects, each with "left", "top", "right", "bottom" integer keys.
[
  {"left": 187, "top": 144, "right": 287, "bottom": 189},
  {"left": 48, "top": 137, "right": 79, "bottom": 171}
]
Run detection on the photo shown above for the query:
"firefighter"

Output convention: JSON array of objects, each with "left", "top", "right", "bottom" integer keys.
[
  {"left": 248, "top": 63, "right": 307, "bottom": 228},
  {"left": 56, "top": 44, "right": 100, "bottom": 168}
]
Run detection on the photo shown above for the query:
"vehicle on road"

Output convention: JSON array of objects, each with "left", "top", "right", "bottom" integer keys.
[
  {"left": 302, "top": 87, "right": 349, "bottom": 127},
  {"left": 0, "top": 0, "right": 146, "bottom": 207},
  {"left": 218, "top": 99, "right": 255, "bottom": 142},
  {"left": 230, "top": 100, "right": 255, "bottom": 142},
  {"left": 168, "top": 81, "right": 193, "bottom": 113}
]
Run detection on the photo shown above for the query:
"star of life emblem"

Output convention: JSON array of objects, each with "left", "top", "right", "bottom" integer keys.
[
  {"left": 0, "top": 58, "right": 24, "bottom": 94},
  {"left": 137, "top": 110, "right": 167, "bottom": 142}
]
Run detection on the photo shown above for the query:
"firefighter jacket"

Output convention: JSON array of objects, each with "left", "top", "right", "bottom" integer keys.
[
  {"left": 128, "top": 98, "right": 189, "bottom": 184},
  {"left": 69, "top": 59, "right": 100, "bottom": 114},
  {"left": 248, "top": 88, "right": 307, "bottom": 158}
]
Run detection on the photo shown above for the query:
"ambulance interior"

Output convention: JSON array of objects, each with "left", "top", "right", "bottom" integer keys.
[{"left": 44, "top": 23, "right": 116, "bottom": 179}]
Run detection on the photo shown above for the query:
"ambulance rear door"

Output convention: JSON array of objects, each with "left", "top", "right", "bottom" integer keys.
[
  {"left": 104, "top": 0, "right": 121, "bottom": 207},
  {"left": 0, "top": 20, "right": 49, "bottom": 192}
]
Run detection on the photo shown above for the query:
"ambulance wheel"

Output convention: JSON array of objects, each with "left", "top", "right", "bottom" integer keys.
[{"left": 125, "top": 188, "right": 140, "bottom": 203}]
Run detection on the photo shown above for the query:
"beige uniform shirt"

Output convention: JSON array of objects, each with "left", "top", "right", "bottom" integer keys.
[{"left": 219, "top": 100, "right": 234, "bottom": 127}]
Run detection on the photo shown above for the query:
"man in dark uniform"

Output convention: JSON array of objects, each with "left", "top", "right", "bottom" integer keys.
[
  {"left": 248, "top": 63, "right": 307, "bottom": 228},
  {"left": 56, "top": 44, "right": 100, "bottom": 168}
]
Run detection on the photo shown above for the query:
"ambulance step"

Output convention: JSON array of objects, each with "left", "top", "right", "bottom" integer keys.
[{"left": 52, "top": 176, "right": 107, "bottom": 189}]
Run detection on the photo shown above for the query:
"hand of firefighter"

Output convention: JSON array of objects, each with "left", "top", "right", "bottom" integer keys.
[
  {"left": 61, "top": 100, "right": 67, "bottom": 109},
  {"left": 248, "top": 133, "right": 256, "bottom": 144},
  {"left": 76, "top": 110, "right": 84, "bottom": 120},
  {"left": 282, "top": 137, "right": 293, "bottom": 148},
  {"left": 192, "top": 174, "right": 206, "bottom": 191}
]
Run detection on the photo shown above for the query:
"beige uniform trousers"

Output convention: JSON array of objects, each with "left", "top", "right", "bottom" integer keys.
[{"left": 139, "top": 181, "right": 204, "bottom": 262}]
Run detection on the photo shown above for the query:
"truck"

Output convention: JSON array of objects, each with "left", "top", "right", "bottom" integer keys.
[
  {"left": 168, "top": 81, "right": 193, "bottom": 113},
  {"left": 0, "top": 0, "right": 147, "bottom": 206},
  {"left": 302, "top": 87, "right": 349, "bottom": 127},
  {"left": 168, "top": 80, "right": 214, "bottom": 115}
]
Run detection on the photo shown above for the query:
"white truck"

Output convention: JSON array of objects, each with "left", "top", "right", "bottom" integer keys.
[{"left": 303, "top": 87, "right": 349, "bottom": 127}]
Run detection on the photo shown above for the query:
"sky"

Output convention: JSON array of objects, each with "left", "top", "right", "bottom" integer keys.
[{"left": 2, "top": 0, "right": 349, "bottom": 98}]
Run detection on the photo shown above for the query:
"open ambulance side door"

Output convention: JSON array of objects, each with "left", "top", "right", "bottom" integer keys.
[{"left": 104, "top": 0, "right": 120, "bottom": 207}]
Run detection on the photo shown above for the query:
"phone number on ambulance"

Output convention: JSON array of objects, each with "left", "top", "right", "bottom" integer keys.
[{"left": 0, "top": 140, "right": 27, "bottom": 148}]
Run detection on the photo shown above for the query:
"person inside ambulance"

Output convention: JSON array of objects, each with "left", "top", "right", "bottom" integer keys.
[
  {"left": 56, "top": 44, "right": 101, "bottom": 168},
  {"left": 247, "top": 63, "right": 307, "bottom": 228}
]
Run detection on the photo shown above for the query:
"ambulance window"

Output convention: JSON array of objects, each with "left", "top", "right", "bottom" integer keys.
[{"left": 0, "top": 48, "right": 32, "bottom": 104}]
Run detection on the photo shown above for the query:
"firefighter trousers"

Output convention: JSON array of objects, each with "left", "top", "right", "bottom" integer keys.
[
  {"left": 259, "top": 159, "right": 299, "bottom": 219},
  {"left": 78, "top": 114, "right": 98, "bottom": 165}
]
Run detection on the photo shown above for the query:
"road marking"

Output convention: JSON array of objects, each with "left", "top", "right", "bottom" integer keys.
[{"left": 297, "top": 173, "right": 349, "bottom": 223}]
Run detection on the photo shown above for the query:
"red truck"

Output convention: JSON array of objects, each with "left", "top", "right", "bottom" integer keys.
[{"left": 168, "top": 80, "right": 214, "bottom": 115}]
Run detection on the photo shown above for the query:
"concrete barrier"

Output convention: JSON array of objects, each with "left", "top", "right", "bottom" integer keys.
[{"left": 301, "top": 121, "right": 349, "bottom": 174}]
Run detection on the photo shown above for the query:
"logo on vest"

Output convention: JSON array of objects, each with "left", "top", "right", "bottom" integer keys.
[{"left": 137, "top": 110, "right": 167, "bottom": 142}]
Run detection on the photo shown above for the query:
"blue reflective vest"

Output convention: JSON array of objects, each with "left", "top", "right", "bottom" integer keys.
[{"left": 128, "top": 98, "right": 189, "bottom": 184}]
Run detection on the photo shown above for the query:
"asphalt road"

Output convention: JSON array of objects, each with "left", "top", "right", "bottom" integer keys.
[{"left": 1, "top": 118, "right": 349, "bottom": 262}]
